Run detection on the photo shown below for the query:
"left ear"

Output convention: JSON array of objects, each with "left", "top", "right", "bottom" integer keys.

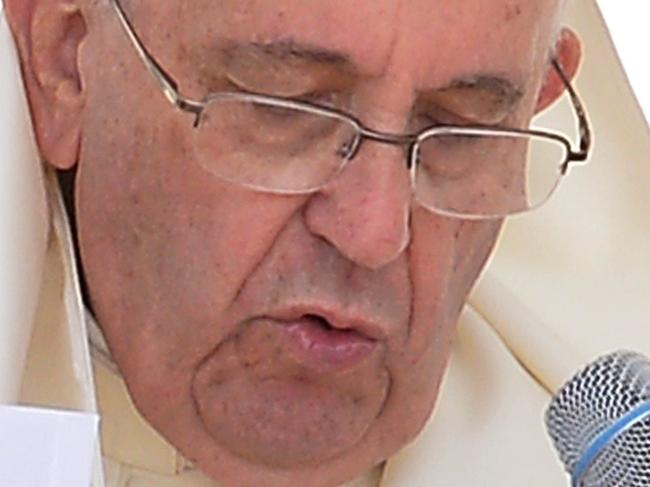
[
  {"left": 535, "top": 27, "right": 582, "bottom": 113},
  {"left": 6, "top": 0, "right": 88, "bottom": 170}
]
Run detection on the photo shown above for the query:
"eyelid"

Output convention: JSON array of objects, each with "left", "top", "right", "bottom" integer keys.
[
  {"left": 221, "top": 76, "right": 332, "bottom": 103},
  {"left": 417, "top": 87, "right": 519, "bottom": 126},
  {"left": 417, "top": 102, "right": 510, "bottom": 129},
  {"left": 417, "top": 110, "right": 474, "bottom": 129}
]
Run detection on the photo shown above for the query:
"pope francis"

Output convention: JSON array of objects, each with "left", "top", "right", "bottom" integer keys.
[{"left": 2, "top": 0, "right": 650, "bottom": 486}]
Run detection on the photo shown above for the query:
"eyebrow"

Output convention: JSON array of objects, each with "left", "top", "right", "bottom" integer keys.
[
  {"left": 222, "top": 40, "right": 358, "bottom": 73},
  {"left": 207, "top": 40, "right": 360, "bottom": 97},
  {"left": 444, "top": 75, "right": 524, "bottom": 106},
  {"left": 216, "top": 40, "right": 524, "bottom": 120},
  {"left": 420, "top": 74, "right": 525, "bottom": 123}
]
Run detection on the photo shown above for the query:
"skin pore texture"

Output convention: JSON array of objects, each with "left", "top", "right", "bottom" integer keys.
[{"left": 7, "top": 0, "right": 578, "bottom": 486}]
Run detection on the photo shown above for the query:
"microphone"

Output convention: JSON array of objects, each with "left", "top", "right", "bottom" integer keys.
[
  {"left": 469, "top": 270, "right": 650, "bottom": 487},
  {"left": 545, "top": 351, "right": 650, "bottom": 487},
  {"left": 470, "top": 272, "right": 650, "bottom": 486}
]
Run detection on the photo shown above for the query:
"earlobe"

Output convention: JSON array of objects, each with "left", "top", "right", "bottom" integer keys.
[
  {"left": 8, "top": 1, "right": 88, "bottom": 170},
  {"left": 535, "top": 28, "right": 582, "bottom": 113}
]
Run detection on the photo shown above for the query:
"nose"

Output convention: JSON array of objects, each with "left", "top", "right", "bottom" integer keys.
[{"left": 303, "top": 139, "right": 412, "bottom": 270}]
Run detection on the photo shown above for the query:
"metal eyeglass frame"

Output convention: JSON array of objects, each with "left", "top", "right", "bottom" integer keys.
[{"left": 110, "top": 0, "right": 593, "bottom": 220}]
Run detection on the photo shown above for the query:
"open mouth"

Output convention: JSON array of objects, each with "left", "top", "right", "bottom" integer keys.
[
  {"left": 281, "top": 313, "right": 379, "bottom": 369},
  {"left": 302, "top": 313, "right": 367, "bottom": 336}
]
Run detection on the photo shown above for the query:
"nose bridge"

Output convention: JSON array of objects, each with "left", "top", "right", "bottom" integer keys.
[
  {"left": 353, "top": 73, "right": 414, "bottom": 132},
  {"left": 358, "top": 125, "right": 416, "bottom": 147},
  {"left": 303, "top": 132, "right": 413, "bottom": 270},
  {"left": 353, "top": 124, "right": 419, "bottom": 176},
  {"left": 346, "top": 74, "right": 419, "bottom": 167}
]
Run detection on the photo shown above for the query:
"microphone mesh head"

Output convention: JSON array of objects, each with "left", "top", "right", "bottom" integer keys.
[{"left": 545, "top": 351, "right": 650, "bottom": 486}]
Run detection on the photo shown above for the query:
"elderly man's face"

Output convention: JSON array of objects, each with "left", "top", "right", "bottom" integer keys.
[{"left": 11, "top": 0, "right": 572, "bottom": 485}]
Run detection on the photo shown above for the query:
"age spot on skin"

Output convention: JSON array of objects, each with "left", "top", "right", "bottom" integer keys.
[{"left": 505, "top": 3, "right": 523, "bottom": 21}]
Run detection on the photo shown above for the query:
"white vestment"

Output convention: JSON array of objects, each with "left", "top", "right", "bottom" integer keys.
[{"left": 3, "top": 1, "right": 650, "bottom": 486}]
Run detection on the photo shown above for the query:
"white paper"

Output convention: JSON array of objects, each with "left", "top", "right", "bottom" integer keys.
[{"left": 0, "top": 406, "right": 99, "bottom": 487}]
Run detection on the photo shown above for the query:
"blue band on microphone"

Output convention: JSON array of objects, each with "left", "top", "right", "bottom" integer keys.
[{"left": 572, "top": 400, "right": 650, "bottom": 486}]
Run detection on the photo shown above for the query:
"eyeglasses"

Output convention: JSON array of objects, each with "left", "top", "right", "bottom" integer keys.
[{"left": 110, "top": 0, "right": 592, "bottom": 220}]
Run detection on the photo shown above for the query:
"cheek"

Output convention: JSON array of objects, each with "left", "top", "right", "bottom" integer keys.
[
  {"left": 404, "top": 208, "right": 502, "bottom": 361},
  {"left": 449, "top": 219, "right": 502, "bottom": 295},
  {"left": 374, "top": 210, "right": 501, "bottom": 453},
  {"left": 76, "top": 102, "right": 307, "bottom": 380}
]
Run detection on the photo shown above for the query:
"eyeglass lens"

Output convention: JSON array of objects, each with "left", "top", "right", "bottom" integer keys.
[
  {"left": 194, "top": 97, "right": 358, "bottom": 192},
  {"left": 192, "top": 97, "right": 569, "bottom": 218},
  {"left": 414, "top": 132, "right": 568, "bottom": 217}
]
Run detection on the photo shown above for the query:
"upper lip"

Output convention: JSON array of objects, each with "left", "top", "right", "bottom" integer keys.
[{"left": 264, "top": 303, "right": 388, "bottom": 342}]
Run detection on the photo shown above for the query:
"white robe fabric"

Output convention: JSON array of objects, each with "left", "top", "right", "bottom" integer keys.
[
  {"left": 3, "top": 1, "right": 650, "bottom": 486},
  {"left": 0, "top": 1, "right": 48, "bottom": 403}
]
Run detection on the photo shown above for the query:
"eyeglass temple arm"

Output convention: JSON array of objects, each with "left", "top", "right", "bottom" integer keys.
[
  {"left": 112, "top": 0, "right": 592, "bottom": 163},
  {"left": 552, "top": 58, "right": 592, "bottom": 162},
  {"left": 110, "top": 0, "right": 203, "bottom": 116}
]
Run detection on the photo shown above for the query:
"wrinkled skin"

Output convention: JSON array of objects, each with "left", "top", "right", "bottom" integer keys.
[{"left": 7, "top": 0, "right": 578, "bottom": 485}]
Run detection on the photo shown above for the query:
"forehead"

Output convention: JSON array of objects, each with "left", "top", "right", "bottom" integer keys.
[{"left": 137, "top": 0, "right": 559, "bottom": 86}]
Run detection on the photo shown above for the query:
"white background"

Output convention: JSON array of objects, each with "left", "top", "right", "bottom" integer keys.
[{"left": 597, "top": 2, "right": 650, "bottom": 124}]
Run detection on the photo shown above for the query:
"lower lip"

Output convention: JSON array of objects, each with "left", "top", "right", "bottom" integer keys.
[{"left": 282, "top": 316, "right": 378, "bottom": 370}]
